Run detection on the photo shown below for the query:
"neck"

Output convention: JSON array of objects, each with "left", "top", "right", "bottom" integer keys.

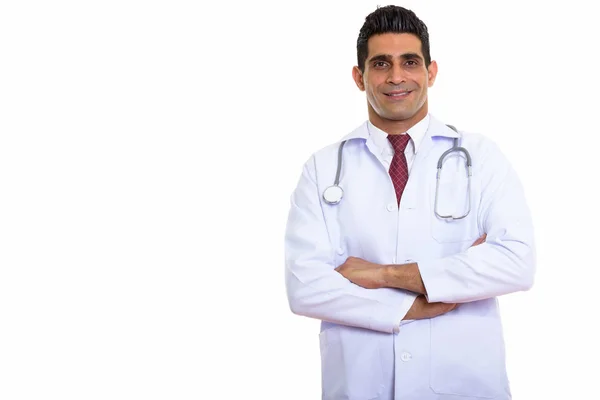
[{"left": 368, "top": 103, "right": 428, "bottom": 135}]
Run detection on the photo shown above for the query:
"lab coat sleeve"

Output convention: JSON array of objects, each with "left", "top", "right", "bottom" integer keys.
[
  {"left": 285, "top": 156, "right": 417, "bottom": 333},
  {"left": 418, "top": 140, "right": 536, "bottom": 303}
]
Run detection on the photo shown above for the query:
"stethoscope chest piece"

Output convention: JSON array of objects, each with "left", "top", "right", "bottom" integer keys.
[{"left": 323, "top": 185, "right": 343, "bottom": 205}]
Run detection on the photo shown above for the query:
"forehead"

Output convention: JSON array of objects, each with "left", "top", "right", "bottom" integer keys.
[{"left": 367, "top": 33, "right": 423, "bottom": 58}]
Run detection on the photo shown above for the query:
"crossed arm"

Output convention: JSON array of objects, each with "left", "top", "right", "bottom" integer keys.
[
  {"left": 335, "top": 138, "right": 537, "bottom": 316},
  {"left": 335, "top": 234, "right": 487, "bottom": 320}
]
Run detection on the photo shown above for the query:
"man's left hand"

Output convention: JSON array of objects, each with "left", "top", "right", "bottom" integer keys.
[{"left": 335, "top": 257, "right": 386, "bottom": 289}]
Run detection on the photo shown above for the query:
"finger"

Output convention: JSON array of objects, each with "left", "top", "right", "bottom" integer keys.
[{"left": 472, "top": 233, "right": 487, "bottom": 246}]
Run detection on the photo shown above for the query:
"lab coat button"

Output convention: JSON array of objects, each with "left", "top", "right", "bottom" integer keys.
[
  {"left": 400, "top": 352, "right": 412, "bottom": 362},
  {"left": 336, "top": 247, "right": 344, "bottom": 255},
  {"left": 387, "top": 203, "right": 396, "bottom": 212}
]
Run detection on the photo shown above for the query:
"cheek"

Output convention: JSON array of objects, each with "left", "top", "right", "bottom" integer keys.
[
  {"left": 366, "top": 87, "right": 380, "bottom": 103},
  {"left": 368, "top": 80, "right": 384, "bottom": 97}
]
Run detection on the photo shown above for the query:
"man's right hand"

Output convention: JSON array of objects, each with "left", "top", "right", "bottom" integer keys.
[
  {"left": 403, "top": 295, "right": 457, "bottom": 320},
  {"left": 402, "top": 233, "right": 487, "bottom": 320}
]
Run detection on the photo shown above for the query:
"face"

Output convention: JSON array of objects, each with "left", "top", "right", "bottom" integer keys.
[{"left": 352, "top": 33, "right": 438, "bottom": 127}]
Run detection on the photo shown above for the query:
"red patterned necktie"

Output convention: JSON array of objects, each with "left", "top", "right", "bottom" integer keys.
[{"left": 387, "top": 134, "right": 411, "bottom": 206}]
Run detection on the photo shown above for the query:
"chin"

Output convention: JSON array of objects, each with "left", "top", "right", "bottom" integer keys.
[{"left": 383, "top": 112, "right": 414, "bottom": 121}]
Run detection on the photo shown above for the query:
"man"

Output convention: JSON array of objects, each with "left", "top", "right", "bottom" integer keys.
[{"left": 284, "top": 5, "right": 535, "bottom": 400}]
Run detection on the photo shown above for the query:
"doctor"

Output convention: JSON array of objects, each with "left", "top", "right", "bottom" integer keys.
[{"left": 284, "top": 5, "right": 535, "bottom": 400}]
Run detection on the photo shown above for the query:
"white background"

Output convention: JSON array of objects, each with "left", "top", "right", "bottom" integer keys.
[{"left": 1, "top": 0, "right": 598, "bottom": 399}]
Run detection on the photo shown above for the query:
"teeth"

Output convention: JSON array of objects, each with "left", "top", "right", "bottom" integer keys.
[{"left": 388, "top": 92, "right": 409, "bottom": 96}]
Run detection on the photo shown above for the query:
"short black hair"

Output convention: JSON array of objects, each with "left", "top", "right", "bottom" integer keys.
[{"left": 357, "top": 5, "right": 431, "bottom": 72}]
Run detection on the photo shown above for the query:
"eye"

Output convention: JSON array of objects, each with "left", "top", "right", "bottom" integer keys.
[
  {"left": 405, "top": 60, "right": 419, "bottom": 67},
  {"left": 373, "top": 61, "right": 388, "bottom": 69}
]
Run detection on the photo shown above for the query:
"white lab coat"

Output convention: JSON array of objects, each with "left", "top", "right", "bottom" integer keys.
[{"left": 284, "top": 114, "right": 535, "bottom": 400}]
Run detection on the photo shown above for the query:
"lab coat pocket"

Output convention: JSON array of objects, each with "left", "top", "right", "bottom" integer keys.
[
  {"left": 429, "top": 316, "right": 509, "bottom": 398},
  {"left": 319, "top": 325, "right": 384, "bottom": 400},
  {"left": 430, "top": 179, "right": 479, "bottom": 243}
]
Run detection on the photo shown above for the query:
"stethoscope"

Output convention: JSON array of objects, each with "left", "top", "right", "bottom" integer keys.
[{"left": 322, "top": 124, "right": 473, "bottom": 220}]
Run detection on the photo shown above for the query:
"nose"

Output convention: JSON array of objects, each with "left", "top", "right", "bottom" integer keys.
[{"left": 386, "top": 64, "right": 406, "bottom": 85}]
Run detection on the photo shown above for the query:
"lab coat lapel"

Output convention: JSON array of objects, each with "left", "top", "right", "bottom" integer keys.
[{"left": 400, "top": 115, "right": 453, "bottom": 210}]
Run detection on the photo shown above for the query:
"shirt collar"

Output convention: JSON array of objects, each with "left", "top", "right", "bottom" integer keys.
[{"left": 367, "top": 113, "right": 430, "bottom": 155}]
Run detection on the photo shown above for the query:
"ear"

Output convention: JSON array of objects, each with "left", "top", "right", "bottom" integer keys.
[
  {"left": 427, "top": 60, "right": 438, "bottom": 87},
  {"left": 352, "top": 66, "right": 365, "bottom": 91}
]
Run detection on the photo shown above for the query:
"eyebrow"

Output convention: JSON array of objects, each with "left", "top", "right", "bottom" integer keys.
[{"left": 368, "top": 52, "right": 424, "bottom": 63}]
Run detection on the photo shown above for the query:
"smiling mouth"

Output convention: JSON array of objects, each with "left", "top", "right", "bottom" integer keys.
[{"left": 384, "top": 91, "right": 412, "bottom": 98}]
